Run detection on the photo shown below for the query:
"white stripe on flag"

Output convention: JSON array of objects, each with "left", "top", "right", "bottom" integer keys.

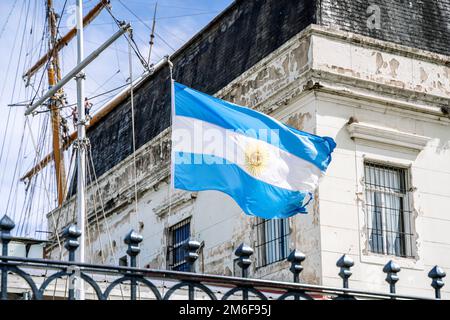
[{"left": 172, "top": 116, "right": 321, "bottom": 192}]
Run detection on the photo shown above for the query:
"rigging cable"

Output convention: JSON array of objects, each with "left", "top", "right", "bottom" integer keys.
[
  {"left": 0, "top": 0, "right": 28, "bottom": 195},
  {"left": 2, "top": 0, "right": 33, "bottom": 225},
  {"left": 128, "top": 41, "right": 140, "bottom": 236},
  {"left": 25, "top": 117, "right": 63, "bottom": 256},
  {"left": 104, "top": 5, "right": 149, "bottom": 71},
  {"left": 29, "top": 0, "right": 68, "bottom": 106},
  {"left": 116, "top": 0, "right": 176, "bottom": 52},
  {"left": 87, "top": 145, "right": 126, "bottom": 299},
  {"left": 0, "top": 0, "right": 19, "bottom": 40}
]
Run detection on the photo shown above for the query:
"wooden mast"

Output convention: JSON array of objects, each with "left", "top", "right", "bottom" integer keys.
[
  {"left": 46, "top": 0, "right": 66, "bottom": 206},
  {"left": 24, "top": 0, "right": 110, "bottom": 83},
  {"left": 21, "top": 0, "right": 109, "bottom": 203}
]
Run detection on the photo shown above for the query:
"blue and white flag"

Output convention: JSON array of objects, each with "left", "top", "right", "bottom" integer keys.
[{"left": 170, "top": 82, "right": 336, "bottom": 219}]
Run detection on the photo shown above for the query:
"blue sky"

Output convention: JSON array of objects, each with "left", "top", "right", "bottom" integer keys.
[{"left": 0, "top": 0, "right": 234, "bottom": 238}]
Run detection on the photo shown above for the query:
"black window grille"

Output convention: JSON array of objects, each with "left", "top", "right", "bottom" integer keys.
[
  {"left": 364, "top": 162, "right": 414, "bottom": 258},
  {"left": 167, "top": 219, "right": 191, "bottom": 272},
  {"left": 255, "top": 218, "right": 290, "bottom": 267}
]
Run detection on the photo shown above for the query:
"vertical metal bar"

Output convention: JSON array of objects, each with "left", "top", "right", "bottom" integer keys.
[
  {"left": 76, "top": 0, "right": 86, "bottom": 300},
  {"left": 435, "top": 288, "right": 441, "bottom": 299},
  {"left": 0, "top": 241, "right": 8, "bottom": 300},
  {"left": 188, "top": 285, "right": 195, "bottom": 300},
  {"left": 0, "top": 216, "right": 15, "bottom": 300},
  {"left": 390, "top": 283, "right": 396, "bottom": 295},
  {"left": 130, "top": 254, "right": 137, "bottom": 300},
  {"left": 243, "top": 289, "right": 249, "bottom": 300}
]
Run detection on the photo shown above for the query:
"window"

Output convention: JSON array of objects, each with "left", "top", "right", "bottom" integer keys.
[
  {"left": 255, "top": 219, "right": 290, "bottom": 267},
  {"left": 167, "top": 219, "right": 191, "bottom": 271},
  {"left": 364, "top": 162, "right": 414, "bottom": 257}
]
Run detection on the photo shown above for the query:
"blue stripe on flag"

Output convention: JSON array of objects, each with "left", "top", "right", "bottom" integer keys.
[
  {"left": 174, "top": 82, "right": 336, "bottom": 172},
  {"left": 173, "top": 152, "right": 312, "bottom": 219}
]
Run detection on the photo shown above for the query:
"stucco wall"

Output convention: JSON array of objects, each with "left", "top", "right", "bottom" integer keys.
[{"left": 48, "top": 26, "right": 450, "bottom": 298}]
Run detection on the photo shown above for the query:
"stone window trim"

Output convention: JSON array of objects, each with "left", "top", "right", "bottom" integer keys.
[
  {"left": 347, "top": 121, "right": 431, "bottom": 152},
  {"left": 363, "top": 161, "right": 415, "bottom": 258},
  {"left": 357, "top": 156, "right": 424, "bottom": 271}
]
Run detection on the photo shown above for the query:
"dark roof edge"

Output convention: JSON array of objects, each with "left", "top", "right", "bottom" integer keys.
[{"left": 166, "top": 0, "right": 239, "bottom": 63}]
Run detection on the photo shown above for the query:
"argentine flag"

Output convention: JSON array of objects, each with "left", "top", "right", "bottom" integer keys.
[{"left": 171, "top": 82, "right": 336, "bottom": 219}]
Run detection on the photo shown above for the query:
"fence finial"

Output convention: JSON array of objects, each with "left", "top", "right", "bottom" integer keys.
[
  {"left": 287, "top": 250, "right": 306, "bottom": 283},
  {"left": 383, "top": 260, "right": 401, "bottom": 295},
  {"left": 0, "top": 215, "right": 16, "bottom": 257},
  {"left": 184, "top": 239, "right": 201, "bottom": 273},
  {"left": 124, "top": 230, "right": 143, "bottom": 267},
  {"left": 336, "top": 254, "right": 354, "bottom": 289},
  {"left": 0, "top": 215, "right": 15, "bottom": 233},
  {"left": 235, "top": 243, "right": 253, "bottom": 278},
  {"left": 63, "top": 224, "right": 82, "bottom": 262},
  {"left": 428, "top": 265, "right": 446, "bottom": 299}
]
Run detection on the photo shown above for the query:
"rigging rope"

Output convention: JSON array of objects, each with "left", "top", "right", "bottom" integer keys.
[
  {"left": 29, "top": 0, "right": 68, "bottom": 106},
  {"left": 25, "top": 117, "right": 63, "bottom": 256},
  {"left": 104, "top": 5, "right": 149, "bottom": 71},
  {"left": 86, "top": 144, "right": 125, "bottom": 299},
  {"left": 128, "top": 40, "right": 140, "bottom": 236},
  {"left": 0, "top": 0, "right": 28, "bottom": 195},
  {"left": 0, "top": 0, "right": 19, "bottom": 40}
]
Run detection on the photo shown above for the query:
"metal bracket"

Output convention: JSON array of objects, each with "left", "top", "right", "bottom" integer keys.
[
  {"left": 74, "top": 72, "right": 86, "bottom": 80},
  {"left": 72, "top": 138, "right": 90, "bottom": 150},
  {"left": 67, "top": 265, "right": 82, "bottom": 299}
]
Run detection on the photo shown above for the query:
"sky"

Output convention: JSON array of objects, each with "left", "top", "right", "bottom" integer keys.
[{"left": 0, "top": 0, "right": 234, "bottom": 238}]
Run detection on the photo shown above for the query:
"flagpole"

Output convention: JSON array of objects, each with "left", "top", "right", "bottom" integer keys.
[
  {"left": 75, "top": 0, "right": 86, "bottom": 300},
  {"left": 168, "top": 57, "right": 175, "bottom": 190}
]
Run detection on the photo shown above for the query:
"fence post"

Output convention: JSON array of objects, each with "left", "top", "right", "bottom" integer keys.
[
  {"left": 63, "top": 224, "right": 82, "bottom": 262},
  {"left": 383, "top": 260, "right": 401, "bottom": 296},
  {"left": 428, "top": 265, "right": 446, "bottom": 299},
  {"left": 336, "top": 254, "right": 354, "bottom": 289},
  {"left": 235, "top": 243, "right": 253, "bottom": 300},
  {"left": 287, "top": 250, "right": 306, "bottom": 283},
  {"left": 184, "top": 239, "right": 201, "bottom": 300},
  {"left": 124, "top": 230, "right": 143, "bottom": 300},
  {"left": 235, "top": 243, "right": 253, "bottom": 279},
  {"left": 0, "top": 215, "right": 15, "bottom": 300},
  {"left": 63, "top": 224, "right": 81, "bottom": 300},
  {"left": 184, "top": 239, "right": 201, "bottom": 273}
]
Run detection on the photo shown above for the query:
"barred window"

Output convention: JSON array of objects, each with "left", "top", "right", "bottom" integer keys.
[
  {"left": 167, "top": 219, "right": 191, "bottom": 271},
  {"left": 364, "top": 162, "right": 414, "bottom": 258},
  {"left": 256, "top": 219, "right": 290, "bottom": 267}
]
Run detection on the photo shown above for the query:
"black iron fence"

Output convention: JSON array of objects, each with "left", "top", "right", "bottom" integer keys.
[{"left": 0, "top": 214, "right": 447, "bottom": 300}]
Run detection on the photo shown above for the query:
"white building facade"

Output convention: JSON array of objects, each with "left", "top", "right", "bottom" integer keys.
[{"left": 46, "top": 22, "right": 450, "bottom": 299}]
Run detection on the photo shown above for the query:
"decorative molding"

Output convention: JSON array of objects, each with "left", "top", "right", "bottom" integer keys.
[
  {"left": 347, "top": 122, "right": 431, "bottom": 151},
  {"left": 153, "top": 192, "right": 198, "bottom": 218}
]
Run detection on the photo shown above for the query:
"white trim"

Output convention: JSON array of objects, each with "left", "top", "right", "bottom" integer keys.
[{"left": 347, "top": 122, "right": 431, "bottom": 152}]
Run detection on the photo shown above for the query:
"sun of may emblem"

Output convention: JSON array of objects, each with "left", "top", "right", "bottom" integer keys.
[{"left": 244, "top": 142, "right": 269, "bottom": 177}]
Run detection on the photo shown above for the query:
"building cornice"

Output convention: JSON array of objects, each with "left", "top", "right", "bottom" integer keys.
[{"left": 347, "top": 121, "right": 431, "bottom": 152}]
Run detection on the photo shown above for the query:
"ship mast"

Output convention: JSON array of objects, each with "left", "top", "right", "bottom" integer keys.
[
  {"left": 23, "top": 0, "right": 131, "bottom": 299},
  {"left": 46, "top": 0, "right": 67, "bottom": 206},
  {"left": 75, "top": 0, "right": 86, "bottom": 299}
]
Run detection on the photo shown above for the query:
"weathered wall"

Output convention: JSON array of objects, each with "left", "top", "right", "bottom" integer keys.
[
  {"left": 85, "top": 0, "right": 450, "bottom": 184},
  {"left": 50, "top": 29, "right": 322, "bottom": 284},
  {"left": 50, "top": 22, "right": 450, "bottom": 298},
  {"left": 318, "top": 0, "right": 450, "bottom": 57},
  {"left": 316, "top": 92, "right": 450, "bottom": 298},
  {"left": 86, "top": 0, "right": 316, "bottom": 180},
  {"left": 309, "top": 26, "right": 450, "bottom": 297}
]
